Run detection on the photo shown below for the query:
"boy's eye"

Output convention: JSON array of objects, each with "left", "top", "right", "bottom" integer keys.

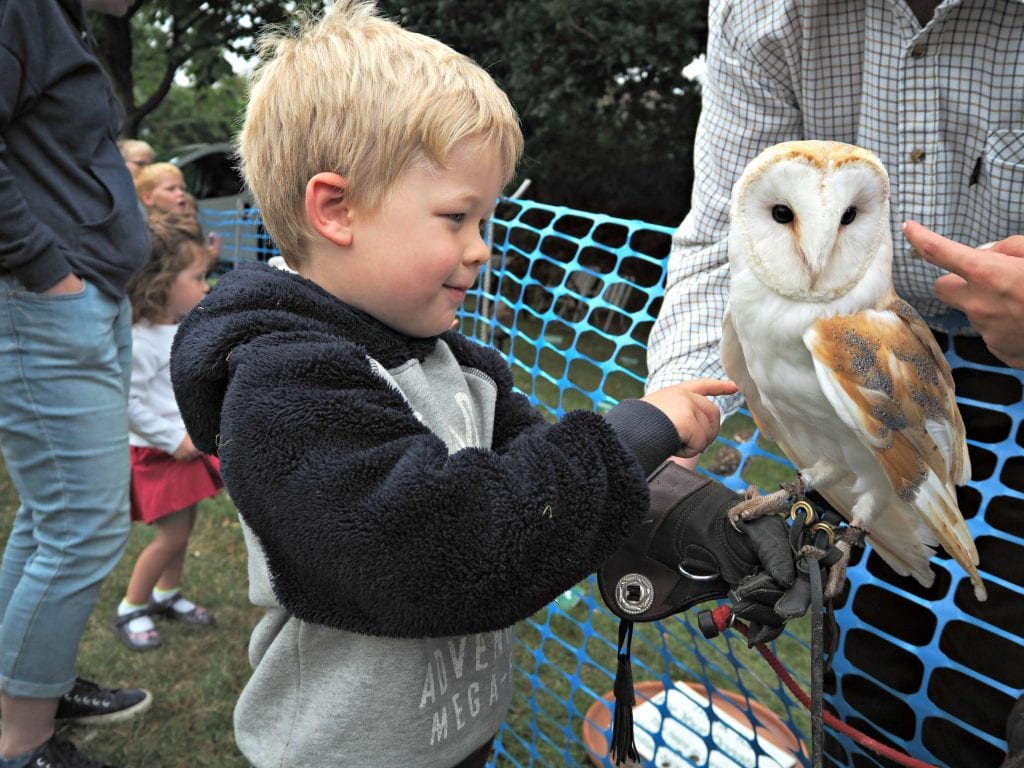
[{"left": 447, "top": 213, "right": 466, "bottom": 224}]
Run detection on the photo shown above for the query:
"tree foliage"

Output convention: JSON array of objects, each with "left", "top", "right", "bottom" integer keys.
[
  {"left": 92, "top": 0, "right": 707, "bottom": 223},
  {"left": 89, "top": 1, "right": 290, "bottom": 139},
  {"left": 379, "top": 0, "right": 708, "bottom": 223},
  {"left": 140, "top": 76, "right": 249, "bottom": 154}
]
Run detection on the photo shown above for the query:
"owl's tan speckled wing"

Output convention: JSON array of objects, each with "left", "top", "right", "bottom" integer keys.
[{"left": 804, "top": 292, "right": 984, "bottom": 599}]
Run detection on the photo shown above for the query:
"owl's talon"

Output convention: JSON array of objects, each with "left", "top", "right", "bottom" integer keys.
[
  {"left": 824, "top": 558, "right": 849, "bottom": 599},
  {"left": 817, "top": 526, "right": 865, "bottom": 599},
  {"left": 728, "top": 485, "right": 791, "bottom": 523}
]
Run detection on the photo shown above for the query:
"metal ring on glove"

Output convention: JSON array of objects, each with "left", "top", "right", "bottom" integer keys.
[
  {"left": 810, "top": 521, "right": 837, "bottom": 546},
  {"left": 789, "top": 500, "right": 817, "bottom": 525},
  {"left": 677, "top": 563, "right": 721, "bottom": 581}
]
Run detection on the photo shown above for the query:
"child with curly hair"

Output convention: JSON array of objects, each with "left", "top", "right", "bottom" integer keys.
[{"left": 111, "top": 214, "right": 223, "bottom": 652}]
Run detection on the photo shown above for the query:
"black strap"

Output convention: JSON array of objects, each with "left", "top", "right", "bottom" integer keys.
[
  {"left": 609, "top": 620, "right": 639, "bottom": 765},
  {"left": 808, "top": 553, "right": 825, "bottom": 768}
]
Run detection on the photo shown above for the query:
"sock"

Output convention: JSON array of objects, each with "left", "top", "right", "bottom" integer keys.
[
  {"left": 152, "top": 587, "right": 195, "bottom": 614},
  {"left": 0, "top": 743, "right": 40, "bottom": 768},
  {"left": 118, "top": 598, "right": 155, "bottom": 634}
]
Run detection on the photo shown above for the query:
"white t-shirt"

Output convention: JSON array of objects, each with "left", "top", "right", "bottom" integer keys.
[{"left": 128, "top": 320, "right": 186, "bottom": 454}]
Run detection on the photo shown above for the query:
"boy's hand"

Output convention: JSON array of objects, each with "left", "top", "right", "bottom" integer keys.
[
  {"left": 172, "top": 434, "right": 202, "bottom": 462},
  {"left": 206, "top": 231, "right": 222, "bottom": 260},
  {"left": 903, "top": 220, "right": 1024, "bottom": 369},
  {"left": 641, "top": 379, "right": 738, "bottom": 458},
  {"left": 43, "top": 273, "right": 84, "bottom": 294}
]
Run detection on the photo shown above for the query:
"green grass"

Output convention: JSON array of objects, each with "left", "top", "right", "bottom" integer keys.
[{"left": 0, "top": 471, "right": 257, "bottom": 766}]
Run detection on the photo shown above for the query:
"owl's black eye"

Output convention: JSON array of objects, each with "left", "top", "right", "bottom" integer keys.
[
  {"left": 771, "top": 204, "right": 794, "bottom": 224},
  {"left": 840, "top": 206, "right": 857, "bottom": 225}
]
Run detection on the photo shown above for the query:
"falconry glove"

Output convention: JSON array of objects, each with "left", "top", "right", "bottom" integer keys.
[{"left": 598, "top": 459, "right": 800, "bottom": 641}]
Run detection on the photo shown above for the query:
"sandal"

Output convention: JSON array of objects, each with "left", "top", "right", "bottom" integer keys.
[
  {"left": 110, "top": 608, "right": 162, "bottom": 652},
  {"left": 149, "top": 591, "right": 216, "bottom": 626}
]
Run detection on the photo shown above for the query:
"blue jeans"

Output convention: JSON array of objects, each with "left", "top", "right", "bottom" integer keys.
[{"left": 0, "top": 276, "right": 132, "bottom": 698}]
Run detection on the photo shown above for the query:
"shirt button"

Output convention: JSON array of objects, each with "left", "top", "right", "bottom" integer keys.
[
  {"left": 911, "top": 43, "right": 928, "bottom": 58},
  {"left": 910, "top": 148, "right": 926, "bottom": 163}
]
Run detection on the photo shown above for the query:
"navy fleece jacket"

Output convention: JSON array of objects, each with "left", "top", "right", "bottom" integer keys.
[{"left": 171, "top": 263, "right": 681, "bottom": 638}]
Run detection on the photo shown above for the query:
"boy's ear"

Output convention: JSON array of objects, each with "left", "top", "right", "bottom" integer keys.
[{"left": 305, "top": 172, "right": 354, "bottom": 247}]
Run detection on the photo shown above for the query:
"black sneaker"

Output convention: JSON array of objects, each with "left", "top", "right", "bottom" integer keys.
[
  {"left": 25, "top": 735, "right": 115, "bottom": 768},
  {"left": 53, "top": 677, "right": 152, "bottom": 725},
  {"left": 1006, "top": 694, "right": 1024, "bottom": 768}
]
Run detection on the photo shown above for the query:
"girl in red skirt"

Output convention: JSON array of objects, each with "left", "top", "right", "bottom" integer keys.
[{"left": 111, "top": 214, "right": 223, "bottom": 651}]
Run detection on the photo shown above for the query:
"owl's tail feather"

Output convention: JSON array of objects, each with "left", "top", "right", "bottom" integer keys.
[
  {"left": 915, "top": 470, "right": 987, "bottom": 601},
  {"left": 863, "top": 534, "right": 937, "bottom": 590},
  {"left": 814, "top": 487, "right": 938, "bottom": 592}
]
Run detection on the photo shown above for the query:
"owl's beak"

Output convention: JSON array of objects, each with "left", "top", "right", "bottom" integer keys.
[{"left": 800, "top": 229, "right": 839, "bottom": 290}]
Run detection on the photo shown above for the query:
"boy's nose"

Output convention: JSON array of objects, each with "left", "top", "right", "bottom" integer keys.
[{"left": 466, "top": 231, "right": 491, "bottom": 265}]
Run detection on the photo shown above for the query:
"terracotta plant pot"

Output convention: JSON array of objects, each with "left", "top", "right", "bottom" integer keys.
[{"left": 582, "top": 679, "right": 805, "bottom": 767}]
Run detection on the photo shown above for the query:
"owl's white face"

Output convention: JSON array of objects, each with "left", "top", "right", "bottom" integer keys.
[{"left": 729, "top": 141, "right": 892, "bottom": 302}]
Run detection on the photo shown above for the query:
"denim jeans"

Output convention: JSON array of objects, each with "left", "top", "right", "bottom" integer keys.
[{"left": 0, "top": 276, "right": 132, "bottom": 698}]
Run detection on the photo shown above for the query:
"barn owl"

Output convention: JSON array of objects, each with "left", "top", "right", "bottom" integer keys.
[{"left": 721, "top": 140, "right": 986, "bottom": 602}]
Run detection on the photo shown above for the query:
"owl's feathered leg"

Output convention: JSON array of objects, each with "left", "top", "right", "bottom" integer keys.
[{"left": 728, "top": 475, "right": 808, "bottom": 524}]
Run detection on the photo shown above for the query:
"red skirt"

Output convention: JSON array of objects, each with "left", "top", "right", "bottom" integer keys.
[{"left": 130, "top": 445, "right": 224, "bottom": 524}]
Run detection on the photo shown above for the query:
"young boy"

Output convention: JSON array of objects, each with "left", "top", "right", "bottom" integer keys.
[
  {"left": 136, "top": 164, "right": 222, "bottom": 261},
  {"left": 134, "top": 162, "right": 189, "bottom": 216},
  {"left": 170, "top": 2, "right": 791, "bottom": 766}
]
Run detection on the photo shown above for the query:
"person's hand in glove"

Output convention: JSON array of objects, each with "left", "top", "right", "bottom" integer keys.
[{"left": 598, "top": 459, "right": 808, "bottom": 645}]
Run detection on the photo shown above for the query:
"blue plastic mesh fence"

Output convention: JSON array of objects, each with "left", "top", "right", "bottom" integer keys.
[
  {"left": 203, "top": 198, "right": 1023, "bottom": 768},
  {"left": 198, "top": 206, "right": 277, "bottom": 270}
]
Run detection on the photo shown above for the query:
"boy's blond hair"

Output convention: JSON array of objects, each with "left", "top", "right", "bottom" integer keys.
[
  {"left": 134, "top": 162, "right": 184, "bottom": 202},
  {"left": 239, "top": 0, "right": 523, "bottom": 263}
]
